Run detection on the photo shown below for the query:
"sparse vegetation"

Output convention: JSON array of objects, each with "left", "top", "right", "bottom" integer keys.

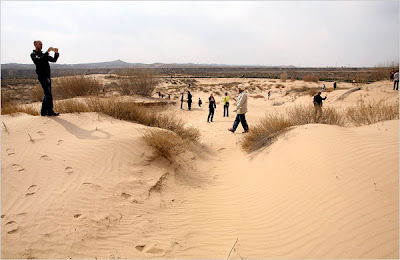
[
  {"left": 142, "top": 129, "right": 187, "bottom": 163},
  {"left": 346, "top": 100, "right": 399, "bottom": 126},
  {"left": 303, "top": 74, "right": 319, "bottom": 82},
  {"left": 53, "top": 76, "right": 102, "bottom": 99},
  {"left": 117, "top": 68, "right": 160, "bottom": 96}
]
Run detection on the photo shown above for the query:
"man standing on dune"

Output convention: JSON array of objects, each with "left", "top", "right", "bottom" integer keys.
[
  {"left": 313, "top": 91, "right": 327, "bottom": 122},
  {"left": 30, "top": 40, "right": 60, "bottom": 116},
  {"left": 228, "top": 84, "right": 249, "bottom": 133}
]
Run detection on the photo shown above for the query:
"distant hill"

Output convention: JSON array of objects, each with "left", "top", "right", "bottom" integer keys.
[{"left": 1, "top": 59, "right": 291, "bottom": 70}]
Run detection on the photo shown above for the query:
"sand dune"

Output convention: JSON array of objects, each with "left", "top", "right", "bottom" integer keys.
[{"left": 1, "top": 79, "right": 398, "bottom": 259}]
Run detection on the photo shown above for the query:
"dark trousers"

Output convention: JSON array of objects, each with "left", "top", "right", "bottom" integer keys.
[
  {"left": 232, "top": 114, "right": 248, "bottom": 131},
  {"left": 394, "top": 80, "right": 399, "bottom": 90},
  {"left": 38, "top": 77, "right": 54, "bottom": 116},
  {"left": 188, "top": 101, "right": 192, "bottom": 110},
  {"left": 207, "top": 108, "right": 215, "bottom": 122},
  {"left": 223, "top": 104, "right": 229, "bottom": 117},
  {"left": 180, "top": 100, "right": 184, "bottom": 109}
]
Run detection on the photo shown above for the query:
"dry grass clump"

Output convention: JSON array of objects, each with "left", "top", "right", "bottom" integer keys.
[
  {"left": 54, "top": 76, "right": 101, "bottom": 99},
  {"left": 303, "top": 74, "right": 319, "bottom": 82},
  {"left": 287, "top": 105, "right": 345, "bottom": 126},
  {"left": 1, "top": 103, "right": 39, "bottom": 116},
  {"left": 242, "top": 115, "right": 294, "bottom": 152},
  {"left": 31, "top": 84, "right": 44, "bottom": 102},
  {"left": 54, "top": 99, "right": 90, "bottom": 114},
  {"left": 346, "top": 100, "right": 399, "bottom": 126},
  {"left": 280, "top": 72, "right": 288, "bottom": 82},
  {"left": 117, "top": 68, "right": 160, "bottom": 96},
  {"left": 142, "top": 129, "right": 187, "bottom": 163}
]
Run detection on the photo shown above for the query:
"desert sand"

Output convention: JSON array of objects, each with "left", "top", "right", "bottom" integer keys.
[{"left": 1, "top": 78, "right": 399, "bottom": 259}]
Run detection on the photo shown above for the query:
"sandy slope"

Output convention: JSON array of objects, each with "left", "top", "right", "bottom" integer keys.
[{"left": 1, "top": 79, "right": 399, "bottom": 259}]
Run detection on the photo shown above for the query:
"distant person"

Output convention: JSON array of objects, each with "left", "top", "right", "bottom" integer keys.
[
  {"left": 158, "top": 91, "right": 161, "bottom": 98},
  {"left": 188, "top": 83, "right": 191, "bottom": 88},
  {"left": 228, "top": 84, "right": 249, "bottom": 133},
  {"left": 187, "top": 91, "right": 192, "bottom": 110},
  {"left": 394, "top": 70, "right": 399, "bottom": 90},
  {"left": 313, "top": 91, "right": 327, "bottom": 122},
  {"left": 180, "top": 92, "right": 184, "bottom": 110},
  {"left": 207, "top": 93, "right": 216, "bottom": 123},
  {"left": 352, "top": 79, "right": 356, "bottom": 85},
  {"left": 322, "top": 84, "right": 326, "bottom": 91},
  {"left": 30, "top": 40, "right": 60, "bottom": 116},
  {"left": 268, "top": 90, "right": 271, "bottom": 100},
  {"left": 333, "top": 81, "right": 337, "bottom": 90},
  {"left": 390, "top": 69, "right": 395, "bottom": 82},
  {"left": 198, "top": 97, "right": 202, "bottom": 107},
  {"left": 168, "top": 94, "right": 170, "bottom": 99},
  {"left": 222, "top": 92, "right": 230, "bottom": 117}
]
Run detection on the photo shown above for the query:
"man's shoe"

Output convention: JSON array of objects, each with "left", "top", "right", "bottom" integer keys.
[
  {"left": 228, "top": 128, "right": 235, "bottom": 133},
  {"left": 48, "top": 112, "right": 60, "bottom": 116},
  {"left": 242, "top": 129, "right": 249, "bottom": 133}
]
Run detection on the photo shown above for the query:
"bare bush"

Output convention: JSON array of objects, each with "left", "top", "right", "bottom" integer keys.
[
  {"left": 117, "top": 68, "right": 160, "bottom": 96},
  {"left": 303, "top": 74, "right": 319, "bottom": 82},
  {"left": 53, "top": 76, "right": 101, "bottom": 99},
  {"left": 287, "top": 105, "right": 344, "bottom": 126},
  {"left": 346, "top": 100, "right": 399, "bottom": 126},
  {"left": 280, "top": 72, "right": 288, "bottom": 82},
  {"left": 241, "top": 115, "right": 294, "bottom": 152},
  {"left": 142, "top": 129, "right": 187, "bottom": 163},
  {"left": 31, "top": 84, "right": 43, "bottom": 102}
]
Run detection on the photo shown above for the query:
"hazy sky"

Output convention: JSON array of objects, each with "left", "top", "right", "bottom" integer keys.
[{"left": 1, "top": 1, "right": 399, "bottom": 67}]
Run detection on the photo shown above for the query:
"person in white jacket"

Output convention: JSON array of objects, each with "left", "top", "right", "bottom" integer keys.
[{"left": 228, "top": 84, "right": 249, "bottom": 133}]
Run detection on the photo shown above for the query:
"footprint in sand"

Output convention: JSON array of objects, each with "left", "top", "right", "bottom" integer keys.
[
  {"left": 6, "top": 148, "right": 15, "bottom": 156},
  {"left": 37, "top": 131, "right": 45, "bottom": 136},
  {"left": 65, "top": 166, "right": 74, "bottom": 174},
  {"left": 40, "top": 155, "right": 52, "bottom": 161},
  {"left": 57, "top": 140, "right": 64, "bottom": 146},
  {"left": 26, "top": 185, "right": 39, "bottom": 196},
  {"left": 121, "top": 192, "right": 131, "bottom": 198},
  {"left": 5, "top": 220, "right": 19, "bottom": 234},
  {"left": 12, "top": 164, "right": 25, "bottom": 172},
  {"left": 73, "top": 214, "right": 82, "bottom": 218}
]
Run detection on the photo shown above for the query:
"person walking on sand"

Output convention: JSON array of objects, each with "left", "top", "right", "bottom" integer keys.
[
  {"left": 207, "top": 93, "right": 216, "bottom": 123},
  {"left": 394, "top": 70, "right": 399, "bottom": 90},
  {"left": 30, "top": 40, "right": 60, "bottom": 116},
  {"left": 268, "top": 90, "right": 271, "bottom": 100},
  {"left": 333, "top": 81, "right": 337, "bottom": 90},
  {"left": 222, "top": 92, "right": 230, "bottom": 117},
  {"left": 228, "top": 84, "right": 249, "bottom": 133},
  {"left": 198, "top": 97, "right": 202, "bottom": 107},
  {"left": 313, "top": 91, "right": 327, "bottom": 122},
  {"left": 390, "top": 69, "right": 395, "bottom": 82},
  {"left": 180, "top": 92, "right": 184, "bottom": 110},
  {"left": 187, "top": 91, "right": 193, "bottom": 110}
]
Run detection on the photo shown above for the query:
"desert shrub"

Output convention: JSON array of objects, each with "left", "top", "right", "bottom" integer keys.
[
  {"left": 346, "top": 100, "right": 399, "bottom": 126},
  {"left": 303, "top": 74, "right": 319, "bottom": 82},
  {"left": 117, "top": 68, "right": 160, "bottom": 96},
  {"left": 241, "top": 115, "right": 294, "bottom": 152},
  {"left": 280, "top": 72, "right": 288, "bottom": 82},
  {"left": 1, "top": 103, "right": 39, "bottom": 116},
  {"left": 31, "top": 84, "right": 43, "bottom": 102},
  {"left": 142, "top": 129, "right": 187, "bottom": 163},
  {"left": 54, "top": 99, "right": 90, "bottom": 114},
  {"left": 54, "top": 76, "right": 101, "bottom": 99},
  {"left": 287, "top": 105, "right": 344, "bottom": 126}
]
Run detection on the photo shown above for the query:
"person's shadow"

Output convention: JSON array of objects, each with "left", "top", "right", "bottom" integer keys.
[{"left": 50, "top": 116, "right": 112, "bottom": 140}]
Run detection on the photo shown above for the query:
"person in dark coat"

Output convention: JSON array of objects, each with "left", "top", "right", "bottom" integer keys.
[
  {"left": 187, "top": 91, "right": 192, "bottom": 110},
  {"left": 313, "top": 91, "right": 327, "bottom": 122},
  {"left": 207, "top": 93, "right": 216, "bottom": 123},
  {"left": 30, "top": 40, "right": 60, "bottom": 116}
]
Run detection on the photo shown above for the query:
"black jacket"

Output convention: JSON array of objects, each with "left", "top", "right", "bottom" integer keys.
[
  {"left": 30, "top": 50, "right": 59, "bottom": 78},
  {"left": 313, "top": 94, "right": 327, "bottom": 106},
  {"left": 208, "top": 97, "right": 216, "bottom": 109}
]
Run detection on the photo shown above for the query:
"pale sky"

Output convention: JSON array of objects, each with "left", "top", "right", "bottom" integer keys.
[{"left": 1, "top": 1, "right": 399, "bottom": 67}]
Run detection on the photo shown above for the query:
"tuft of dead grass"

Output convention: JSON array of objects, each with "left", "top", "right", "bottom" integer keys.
[
  {"left": 142, "top": 129, "right": 187, "bottom": 163},
  {"left": 53, "top": 76, "right": 102, "bottom": 99},
  {"left": 346, "top": 100, "right": 399, "bottom": 126},
  {"left": 303, "top": 74, "right": 319, "bottom": 82},
  {"left": 117, "top": 68, "right": 160, "bottom": 96},
  {"left": 241, "top": 115, "right": 294, "bottom": 152}
]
